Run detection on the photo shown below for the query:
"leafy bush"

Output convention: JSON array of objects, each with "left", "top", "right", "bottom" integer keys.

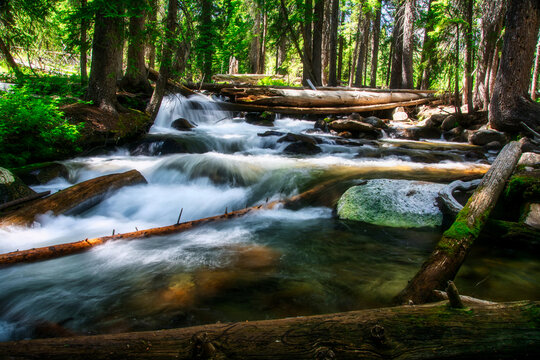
[
  {"left": 17, "top": 74, "right": 86, "bottom": 100},
  {"left": 257, "top": 76, "right": 291, "bottom": 87},
  {"left": 0, "top": 86, "right": 82, "bottom": 168}
]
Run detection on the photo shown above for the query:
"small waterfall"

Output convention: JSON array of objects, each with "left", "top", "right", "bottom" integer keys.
[{"left": 152, "top": 94, "right": 232, "bottom": 130}]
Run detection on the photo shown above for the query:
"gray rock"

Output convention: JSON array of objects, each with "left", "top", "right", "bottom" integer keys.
[
  {"left": 524, "top": 203, "right": 540, "bottom": 230},
  {"left": 171, "top": 118, "right": 195, "bottom": 131},
  {"left": 441, "top": 115, "right": 459, "bottom": 131},
  {"left": 337, "top": 179, "right": 445, "bottom": 228},
  {"left": 328, "top": 119, "right": 376, "bottom": 133},
  {"left": 283, "top": 142, "right": 322, "bottom": 155},
  {"left": 518, "top": 152, "right": 540, "bottom": 166},
  {"left": 363, "top": 116, "right": 388, "bottom": 129},
  {"left": 468, "top": 129, "right": 507, "bottom": 146},
  {"left": 0, "top": 167, "right": 36, "bottom": 204}
]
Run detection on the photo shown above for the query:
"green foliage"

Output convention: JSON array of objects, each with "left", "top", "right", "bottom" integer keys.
[
  {"left": 0, "top": 86, "right": 82, "bottom": 168},
  {"left": 16, "top": 74, "right": 86, "bottom": 100},
  {"left": 257, "top": 76, "right": 290, "bottom": 86}
]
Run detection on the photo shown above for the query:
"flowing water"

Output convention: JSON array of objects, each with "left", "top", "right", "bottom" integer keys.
[{"left": 0, "top": 94, "right": 538, "bottom": 341}]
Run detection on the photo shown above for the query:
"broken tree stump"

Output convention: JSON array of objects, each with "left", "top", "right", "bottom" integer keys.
[
  {"left": 0, "top": 170, "right": 147, "bottom": 228},
  {"left": 0, "top": 301, "right": 538, "bottom": 359},
  {"left": 394, "top": 141, "right": 522, "bottom": 305}
]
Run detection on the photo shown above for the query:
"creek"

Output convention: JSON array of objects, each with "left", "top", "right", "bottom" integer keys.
[{"left": 0, "top": 94, "right": 538, "bottom": 341}]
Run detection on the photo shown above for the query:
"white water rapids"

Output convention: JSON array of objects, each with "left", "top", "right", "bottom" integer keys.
[{"left": 0, "top": 94, "right": 537, "bottom": 341}]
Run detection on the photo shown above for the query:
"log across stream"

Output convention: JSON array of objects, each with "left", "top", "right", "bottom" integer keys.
[{"left": 0, "top": 94, "right": 538, "bottom": 343}]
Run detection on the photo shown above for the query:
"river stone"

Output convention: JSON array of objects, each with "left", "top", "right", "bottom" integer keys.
[
  {"left": 518, "top": 152, "right": 540, "bottom": 167},
  {"left": 468, "top": 129, "right": 507, "bottom": 146},
  {"left": 0, "top": 167, "right": 36, "bottom": 204},
  {"left": 328, "top": 119, "right": 376, "bottom": 133},
  {"left": 337, "top": 179, "right": 445, "bottom": 228},
  {"left": 171, "top": 118, "right": 195, "bottom": 131},
  {"left": 524, "top": 203, "right": 540, "bottom": 230}
]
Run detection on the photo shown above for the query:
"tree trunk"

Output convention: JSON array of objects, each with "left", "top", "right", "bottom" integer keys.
[
  {"left": 0, "top": 34, "right": 22, "bottom": 78},
  {"left": 390, "top": 3, "right": 404, "bottom": 89},
  {"left": 302, "top": 0, "right": 313, "bottom": 85},
  {"left": 531, "top": 32, "right": 540, "bottom": 101},
  {"left": 489, "top": 0, "right": 540, "bottom": 132},
  {"left": 312, "top": 0, "right": 324, "bottom": 86},
  {"left": 337, "top": 31, "right": 344, "bottom": 82},
  {"left": 473, "top": 0, "right": 506, "bottom": 110},
  {"left": 146, "top": 0, "right": 158, "bottom": 69},
  {"left": 0, "top": 170, "right": 146, "bottom": 228},
  {"left": 462, "top": 0, "right": 474, "bottom": 113},
  {"left": 1, "top": 301, "right": 538, "bottom": 360},
  {"left": 200, "top": 0, "right": 213, "bottom": 81},
  {"left": 276, "top": 35, "right": 287, "bottom": 75},
  {"left": 354, "top": 10, "right": 370, "bottom": 87},
  {"left": 120, "top": 11, "right": 152, "bottom": 94},
  {"left": 85, "top": 3, "right": 124, "bottom": 113},
  {"left": 370, "top": 1, "right": 382, "bottom": 88},
  {"left": 249, "top": 10, "right": 262, "bottom": 74},
  {"left": 395, "top": 141, "right": 522, "bottom": 305},
  {"left": 417, "top": 0, "right": 435, "bottom": 90},
  {"left": 146, "top": 0, "right": 179, "bottom": 122},
  {"left": 327, "top": 0, "right": 339, "bottom": 86},
  {"left": 80, "top": 0, "right": 88, "bottom": 84},
  {"left": 401, "top": 0, "right": 415, "bottom": 89},
  {"left": 259, "top": 7, "right": 267, "bottom": 74},
  {"left": 349, "top": 11, "right": 362, "bottom": 86}
]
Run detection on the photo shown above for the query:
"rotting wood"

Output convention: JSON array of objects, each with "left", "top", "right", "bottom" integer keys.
[
  {"left": 394, "top": 141, "right": 522, "bottom": 305},
  {"left": 0, "top": 301, "right": 538, "bottom": 360},
  {"left": 217, "top": 97, "right": 437, "bottom": 115},
  {"left": 0, "top": 191, "right": 50, "bottom": 212},
  {"left": 438, "top": 179, "right": 481, "bottom": 216},
  {"left": 0, "top": 170, "right": 147, "bottom": 228}
]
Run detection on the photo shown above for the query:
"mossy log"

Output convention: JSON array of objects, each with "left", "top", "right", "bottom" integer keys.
[
  {"left": 395, "top": 141, "right": 523, "bottom": 305},
  {"left": 218, "top": 97, "right": 436, "bottom": 115},
  {"left": 0, "top": 170, "right": 147, "bottom": 228},
  {"left": 0, "top": 301, "right": 538, "bottom": 359}
]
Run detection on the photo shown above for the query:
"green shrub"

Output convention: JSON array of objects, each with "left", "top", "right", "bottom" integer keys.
[
  {"left": 0, "top": 86, "right": 82, "bottom": 168},
  {"left": 257, "top": 76, "right": 291, "bottom": 87}
]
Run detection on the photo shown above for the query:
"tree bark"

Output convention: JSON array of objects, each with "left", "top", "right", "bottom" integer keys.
[
  {"left": 1, "top": 301, "right": 538, "bottom": 359},
  {"left": 80, "top": 0, "right": 88, "bottom": 84},
  {"left": 390, "top": 2, "right": 404, "bottom": 89},
  {"left": 312, "top": 0, "right": 324, "bottom": 86},
  {"left": 302, "top": 0, "right": 313, "bottom": 85},
  {"left": 146, "top": 0, "right": 158, "bottom": 69},
  {"left": 473, "top": 0, "right": 505, "bottom": 110},
  {"left": 462, "top": 0, "right": 474, "bottom": 113},
  {"left": 354, "top": 10, "right": 370, "bottom": 87},
  {"left": 0, "top": 170, "right": 146, "bottom": 228},
  {"left": 327, "top": 0, "right": 339, "bottom": 86},
  {"left": 401, "top": 0, "right": 415, "bottom": 89},
  {"left": 395, "top": 141, "right": 522, "bottom": 305},
  {"left": 85, "top": 2, "right": 124, "bottom": 113},
  {"left": 249, "top": 9, "right": 262, "bottom": 74},
  {"left": 370, "top": 1, "right": 382, "bottom": 88},
  {"left": 417, "top": 0, "right": 434, "bottom": 89},
  {"left": 489, "top": 0, "right": 540, "bottom": 132},
  {"left": 532, "top": 32, "right": 540, "bottom": 101},
  {"left": 146, "top": 0, "right": 179, "bottom": 122},
  {"left": 120, "top": 11, "right": 152, "bottom": 94},
  {"left": 200, "top": 0, "right": 213, "bottom": 81}
]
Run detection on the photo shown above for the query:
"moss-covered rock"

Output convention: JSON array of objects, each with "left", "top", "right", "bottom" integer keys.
[
  {"left": 0, "top": 167, "right": 36, "bottom": 204},
  {"left": 337, "top": 179, "right": 445, "bottom": 228}
]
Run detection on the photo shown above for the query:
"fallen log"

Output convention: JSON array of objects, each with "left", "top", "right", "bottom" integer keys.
[
  {"left": 394, "top": 141, "right": 522, "bottom": 305},
  {"left": 222, "top": 87, "right": 432, "bottom": 107},
  {"left": 147, "top": 68, "right": 197, "bottom": 98},
  {"left": 0, "top": 191, "right": 50, "bottom": 212},
  {"left": 218, "top": 97, "right": 436, "bottom": 115},
  {"left": 0, "top": 170, "right": 147, "bottom": 228},
  {"left": 0, "top": 199, "right": 286, "bottom": 266},
  {"left": 0, "top": 301, "right": 538, "bottom": 359},
  {"left": 433, "top": 289, "right": 497, "bottom": 306}
]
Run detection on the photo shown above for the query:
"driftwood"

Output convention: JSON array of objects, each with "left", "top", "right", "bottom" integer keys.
[
  {"left": 218, "top": 97, "right": 437, "bottom": 115},
  {"left": 0, "top": 170, "right": 147, "bottom": 228},
  {"left": 433, "top": 290, "right": 497, "bottom": 306},
  {"left": 438, "top": 179, "right": 481, "bottom": 216},
  {"left": 394, "top": 141, "right": 522, "bottom": 305},
  {"left": 0, "top": 191, "right": 50, "bottom": 212},
  {"left": 0, "top": 301, "right": 538, "bottom": 359}
]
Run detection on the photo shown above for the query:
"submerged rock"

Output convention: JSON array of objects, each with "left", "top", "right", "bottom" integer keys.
[
  {"left": 284, "top": 142, "right": 322, "bottom": 155},
  {"left": 171, "top": 117, "right": 195, "bottom": 131},
  {"left": 337, "top": 179, "right": 445, "bottom": 228},
  {"left": 0, "top": 167, "right": 36, "bottom": 205}
]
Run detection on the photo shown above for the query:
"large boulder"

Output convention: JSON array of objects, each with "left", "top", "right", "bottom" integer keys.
[
  {"left": 363, "top": 116, "right": 388, "bottom": 129},
  {"left": 468, "top": 129, "right": 507, "bottom": 146},
  {"left": 0, "top": 167, "right": 36, "bottom": 205},
  {"left": 337, "top": 179, "right": 445, "bottom": 228},
  {"left": 328, "top": 119, "right": 376, "bottom": 133}
]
